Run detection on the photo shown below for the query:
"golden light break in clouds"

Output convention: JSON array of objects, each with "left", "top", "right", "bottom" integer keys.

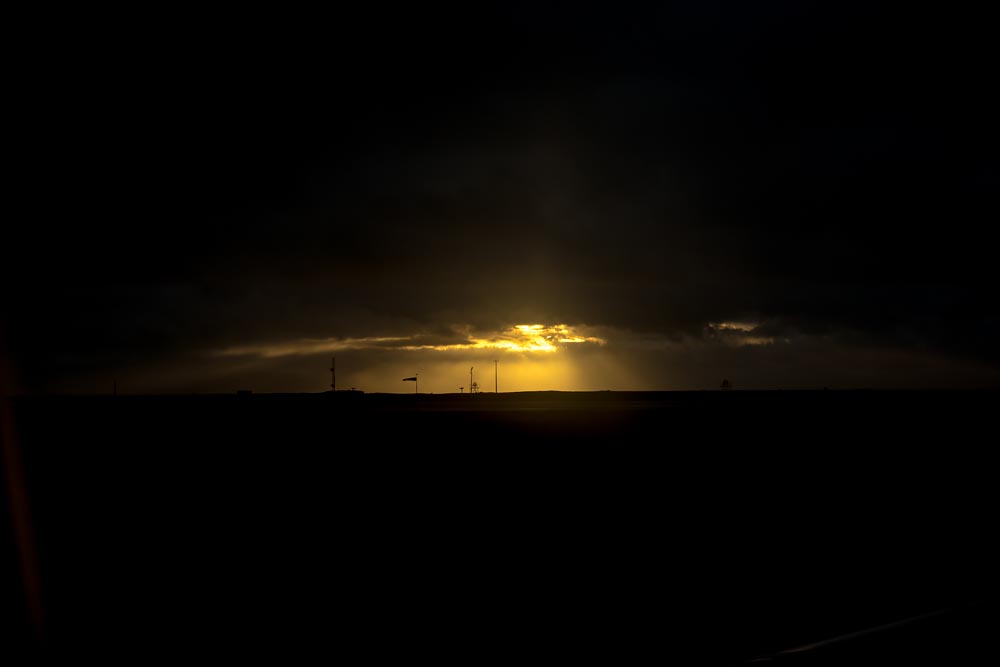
[{"left": 216, "top": 324, "right": 606, "bottom": 359}]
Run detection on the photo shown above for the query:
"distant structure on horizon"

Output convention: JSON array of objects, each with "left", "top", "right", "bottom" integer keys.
[
  {"left": 330, "top": 356, "right": 336, "bottom": 392},
  {"left": 721, "top": 379, "right": 732, "bottom": 391}
]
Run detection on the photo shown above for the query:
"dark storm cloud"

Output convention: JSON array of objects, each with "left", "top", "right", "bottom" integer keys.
[{"left": 6, "top": 3, "right": 998, "bottom": 391}]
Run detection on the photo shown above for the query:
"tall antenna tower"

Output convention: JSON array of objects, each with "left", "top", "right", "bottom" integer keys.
[
  {"left": 470, "top": 367, "right": 474, "bottom": 393},
  {"left": 494, "top": 359, "right": 498, "bottom": 393},
  {"left": 330, "top": 356, "right": 336, "bottom": 392}
]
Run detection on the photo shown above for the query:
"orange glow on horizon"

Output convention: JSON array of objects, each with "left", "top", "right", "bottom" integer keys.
[{"left": 213, "top": 323, "right": 615, "bottom": 393}]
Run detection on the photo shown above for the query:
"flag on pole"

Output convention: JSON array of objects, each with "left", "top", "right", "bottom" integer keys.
[{"left": 402, "top": 377, "right": 417, "bottom": 382}]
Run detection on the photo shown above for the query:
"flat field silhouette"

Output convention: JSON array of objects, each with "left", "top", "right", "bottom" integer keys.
[{"left": 3, "top": 390, "right": 994, "bottom": 663}]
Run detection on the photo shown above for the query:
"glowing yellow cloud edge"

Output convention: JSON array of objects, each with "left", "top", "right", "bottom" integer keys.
[{"left": 217, "top": 324, "right": 606, "bottom": 358}]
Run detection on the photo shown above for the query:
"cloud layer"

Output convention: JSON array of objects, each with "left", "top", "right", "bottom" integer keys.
[{"left": 5, "top": 4, "right": 998, "bottom": 393}]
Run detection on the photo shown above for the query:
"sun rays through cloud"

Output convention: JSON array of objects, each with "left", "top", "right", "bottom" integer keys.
[{"left": 216, "top": 324, "right": 606, "bottom": 359}]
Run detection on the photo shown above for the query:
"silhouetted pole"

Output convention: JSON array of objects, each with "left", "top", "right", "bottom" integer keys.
[
  {"left": 494, "top": 359, "right": 498, "bottom": 393},
  {"left": 330, "top": 356, "right": 336, "bottom": 392},
  {"left": 470, "top": 367, "right": 474, "bottom": 394}
]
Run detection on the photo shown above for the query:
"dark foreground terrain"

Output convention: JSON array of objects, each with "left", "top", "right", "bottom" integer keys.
[{"left": 2, "top": 390, "right": 996, "bottom": 663}]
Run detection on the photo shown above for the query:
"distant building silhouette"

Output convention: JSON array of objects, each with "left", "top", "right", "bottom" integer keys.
[{"left": 720, "top": 379, "right": 732, "bottom": 391}]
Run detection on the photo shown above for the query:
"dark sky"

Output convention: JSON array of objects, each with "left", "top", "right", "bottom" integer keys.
[{"left": 5, "top": 3, "right": 999, "bottom": 393}]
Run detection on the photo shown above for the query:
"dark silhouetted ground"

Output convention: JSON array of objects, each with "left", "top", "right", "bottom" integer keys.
[{"left": 2, "top": 390, "right": 995, "bottom": 663}]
